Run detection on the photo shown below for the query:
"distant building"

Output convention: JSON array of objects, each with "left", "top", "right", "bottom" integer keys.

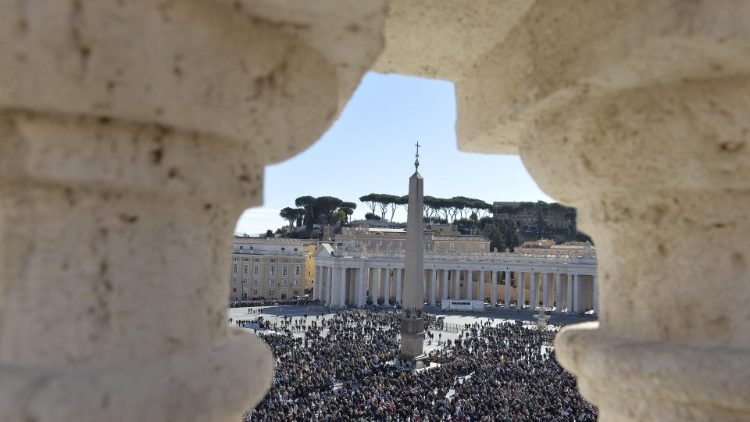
[
  {"left": 335, "top": 226, "right": 490, "bottom": 254},
  {"left": 229, "top": 237, "right": 310, "bottom": 301},
  {"left": 313, "top": 226, "right": 598, "bottom": 315}
]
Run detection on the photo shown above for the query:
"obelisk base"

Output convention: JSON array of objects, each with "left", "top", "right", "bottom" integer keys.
[{"left": 399, "top": 316, "right": 425, "bottom": 360}]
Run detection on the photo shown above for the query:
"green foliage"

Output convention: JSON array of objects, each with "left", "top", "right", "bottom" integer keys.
[{"left": 279, "top": 207, "right": 304, "bottom": 228}]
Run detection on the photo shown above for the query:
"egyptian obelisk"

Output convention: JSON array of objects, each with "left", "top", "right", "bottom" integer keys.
[{"left": 400, "top": 142, "right": 425, "bottom": 360}]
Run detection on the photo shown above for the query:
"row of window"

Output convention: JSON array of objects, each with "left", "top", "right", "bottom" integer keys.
[
  {"left": 232, "top": 278, "right": 301, "bottom": 287},
  {"left": 231, "top": 288, "right": 301, "bottom": 298},
  {"left": 233, "top": 263, "right": 301, "bottom": 276}
]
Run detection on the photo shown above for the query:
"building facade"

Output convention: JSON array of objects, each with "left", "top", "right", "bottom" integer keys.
[
  {"left": 229, "top": 237, "right": 308, "bottom": 301},
  {"left": 314, "top": 229, "right": 597, "bottom": 314}
]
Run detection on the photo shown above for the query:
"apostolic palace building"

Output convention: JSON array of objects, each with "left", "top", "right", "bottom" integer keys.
[{"left": 313, "top": 225, "right": 598, "bottom": 314}]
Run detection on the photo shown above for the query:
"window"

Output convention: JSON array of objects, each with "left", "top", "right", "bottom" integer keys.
[
  {"left": 243, "top": 258, "right": 249, "bottom": 262},
  {"left": 294, "top": 248, "right": 298, "bottom": 252},
  {"left": 242, "top": 284, "right": 248, "bottom": 293},
  {"left": 253, "top": 279, "right": 259, "bottom": 286},
  {"left": 281, "top": 247, "right": 285, "bottom": 251},
  {"left": 269, "top": 289, "right": 275, "bottom": 297},
  {"left": 270, "top": 265, "right": 276, "bottom": 276},
  {"left": 242, "top": 278, "right": 248, "bottom": 286},
  {"left": 232, "top": 277, "right": 237, "bottom": 285},
  {"left": 239, "top": 246, "right": 243, "bottom": 250},
  {"left": 292, "top": 279, "right": 299, "bottom": 287},
  {"left": 243, "top": 264, "right": 248, "bottom": 274},
  {"left": 295, "top": 265, "right": 300, "bottom": 276},
  {"left": 254, "top": 258, "right": 260, "bottom": 262},
  {"left": 252, "top": 290, "right": 258, "bottom": 297},
  {"left": 232, "top": 288, "right": 237, "bottom": 293},
  {"left": 450, "top": 242, "right": 455, "bottom": 248},
  {"left": 270, "top": 258, "right": 276, "bottom": 263},
  {"left": 282, "top": 265, "right": 288, "bottom": 276},
  {"left": 269, "top": 279, "right": 275, "bottom": 287},
  {"left": 281, "top": 279, "right": 288, "bottom": 286},
  {"left": 233, "top": 263, "right": 237, "bottom": 274},
  {"left": 254, "top": 265, "right": 259, "bottom": 275}
]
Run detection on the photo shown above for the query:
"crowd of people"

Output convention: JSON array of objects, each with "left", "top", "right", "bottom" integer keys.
[{"left": 243, "top": 309, "right": 597, "bottom": 421}]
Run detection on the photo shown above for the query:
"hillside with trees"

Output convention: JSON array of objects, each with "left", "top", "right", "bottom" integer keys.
[{"left": 272, "top": 194, "right": 589, "bottom": 251}]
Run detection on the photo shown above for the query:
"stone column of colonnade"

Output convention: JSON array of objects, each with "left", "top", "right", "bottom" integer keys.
[
  {"left": 431, "top": 3, "right": 750, "bottom": 419},
  {"left": 429, "top": 269, "right": 437, "bottom": 305},
  {"left": 0, "top": 1, "right": 388, "bottom": 420},
  {"left": 441, "top": 269, "right": 449, "bottom": 302},
  {"left": 452, "top": 270, "right": 460, "bottom": 300},
  {"left": 490, "top": 271, "right": 499, "bottom": 306}
]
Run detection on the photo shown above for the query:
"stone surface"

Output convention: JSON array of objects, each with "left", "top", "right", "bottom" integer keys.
[
  {"left": 0, "top": 1, "right": 387, "bottom": 420},
  {"left": 401, "top": 169, "right": 424, "bottom": 359},
  {"left": 399, "top": 317, "right": 425, "bottom": 360}
]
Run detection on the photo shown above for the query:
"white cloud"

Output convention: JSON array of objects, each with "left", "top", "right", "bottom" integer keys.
[{"left": 234, "top": 207, "right": 285, "bottom": 236}]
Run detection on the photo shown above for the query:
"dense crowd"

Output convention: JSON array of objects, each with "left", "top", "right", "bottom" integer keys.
[{"left": 243, "top": 310, "right": 597, "bottom": 421}]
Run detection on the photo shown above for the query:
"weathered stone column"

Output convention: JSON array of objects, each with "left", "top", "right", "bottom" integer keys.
[
  {"left": 0, "top": 1, "right": 386, "bottom": 420},
  {"left": 517, "top": 59, "right": 750, "bottom": 420},
  {"left": 555, "top": 273, "right": 562, "bottom": 312}
]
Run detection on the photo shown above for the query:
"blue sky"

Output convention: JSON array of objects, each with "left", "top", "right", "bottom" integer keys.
[{"left": 235, "top": 72, "right": 552, "bottom": 235}]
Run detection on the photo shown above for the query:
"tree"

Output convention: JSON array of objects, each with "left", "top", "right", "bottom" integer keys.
[
  {"left": 313, "top": 196, "right": 343, "bottom": 224},
  {"left": 359, "top": 194, "right": 379, "bottom": 215},
  {"left": 265, "top": 229, "right": 274, "bottom": 238},
  {"left": 379, "top": 194, "right": 401, "bottom": 221},
  {"left": 330, "top": 209, "right": 348, "bottom": 226},
  {"left": 448, "top": 196, "right": 469, "bottom": 222},
  {"left": 365, "top": 212, "right": 381, "bottom": 221},
  {"left": 279, "top": 207, "right": 304, "bottom": 229},
  {"left": 423, "top": 196, "right": 442, "bottom": 223},
  {"left": 339, "top": 201, "right": 357, "bottom": 224},
  {"left": 295, "top": 196, "right": 316, "bottom": 232},
  {"left": 341, "top": 207, "right": 354, "bottom": 223}
]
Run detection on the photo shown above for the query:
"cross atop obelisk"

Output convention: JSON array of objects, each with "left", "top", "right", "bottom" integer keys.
[{"left": 414, "top": 141, "right": 420, "bottom": 173}]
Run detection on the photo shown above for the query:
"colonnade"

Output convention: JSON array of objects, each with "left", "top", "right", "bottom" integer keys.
[{"left": 313, "top": 264, "right": 597, "bottom": 314}]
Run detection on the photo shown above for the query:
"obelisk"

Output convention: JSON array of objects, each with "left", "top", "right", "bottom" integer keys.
[{"left": 400, "top": 142, "right": 425, "bottom": 360}]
